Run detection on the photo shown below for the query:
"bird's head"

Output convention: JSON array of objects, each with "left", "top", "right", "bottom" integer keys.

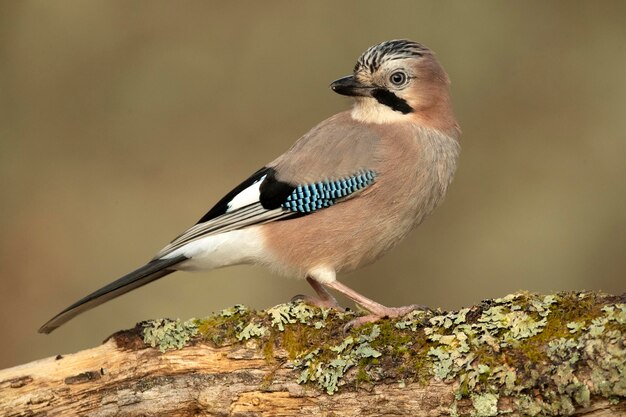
[{"left": 331, "top": 40, "right": 456, "bottom": 130}]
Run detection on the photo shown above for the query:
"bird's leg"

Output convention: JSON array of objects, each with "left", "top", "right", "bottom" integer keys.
[
  {"left": 291, "top": 276, "right": 345, "bottom": 311},
  {"left": 323, "top": 280, "right": 428, "bottom": 328}
]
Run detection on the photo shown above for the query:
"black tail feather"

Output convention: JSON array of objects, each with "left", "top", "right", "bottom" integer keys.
[{"left": 39, "top": 255, "right": 187, "bottom": 334}]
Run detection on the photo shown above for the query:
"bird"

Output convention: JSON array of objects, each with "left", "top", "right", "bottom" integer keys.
[{"left": 39, "top": 39, "right": 460, "bottom": 334}]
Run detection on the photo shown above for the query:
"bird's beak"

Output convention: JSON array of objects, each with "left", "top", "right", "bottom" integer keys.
[{"left": 330, "top": 75, "right": 373, "bottom": 97}]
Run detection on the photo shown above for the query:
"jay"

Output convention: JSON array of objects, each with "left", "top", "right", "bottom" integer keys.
[{"left": 40, "top": 39, "right": 460, "bottom": 334}]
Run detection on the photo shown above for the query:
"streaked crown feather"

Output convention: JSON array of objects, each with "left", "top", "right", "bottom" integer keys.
[{"left": 354, "top": 39, "right": 429, "bottom": 73}]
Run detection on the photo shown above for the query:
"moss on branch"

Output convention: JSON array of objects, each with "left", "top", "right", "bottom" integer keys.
[{"left": 135, "top": 291, "right": 626, "bottom": 416}]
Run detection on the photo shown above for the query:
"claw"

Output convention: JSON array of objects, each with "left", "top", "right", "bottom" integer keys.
[{"left": 290, "top": 294, "right": 307, "bottom": 303}]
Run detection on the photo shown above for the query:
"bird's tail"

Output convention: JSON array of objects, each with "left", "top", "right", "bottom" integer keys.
[{"left": 38, "top": 255, "right": 187, "bottom": 334}]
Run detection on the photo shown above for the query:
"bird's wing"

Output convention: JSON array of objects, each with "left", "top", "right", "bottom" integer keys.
[{"left": 155, "top": 112, "right": 382, "bottom": 259}]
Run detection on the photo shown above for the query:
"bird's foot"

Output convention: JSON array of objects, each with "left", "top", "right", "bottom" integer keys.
[
  {"left": 345, "top": 304, "right": 429, "bottom": 330},
  {"left": 291, "top": 294, "right": 346, "bottom": 311}
]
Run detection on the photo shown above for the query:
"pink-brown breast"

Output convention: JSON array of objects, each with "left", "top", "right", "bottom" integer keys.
[{"left": 262, "top": 122, "right": 459, "bottom": 279}]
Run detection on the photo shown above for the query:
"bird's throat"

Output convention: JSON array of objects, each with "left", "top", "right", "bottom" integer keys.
[{"left": 350, "top": 97, "right": 413, "bottom": 124}]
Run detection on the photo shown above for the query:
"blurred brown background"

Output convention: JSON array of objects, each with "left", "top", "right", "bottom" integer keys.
[{"left": 1, "top": 1, "right": 624, "bottom": 369}]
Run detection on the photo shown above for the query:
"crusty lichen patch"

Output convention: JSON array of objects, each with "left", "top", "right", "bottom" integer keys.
[
  {"left": 142, "top": 318, "right": 198, "bottom": 352},
  {"left": 140, "top": 291, "right": 626, "bottom": 415}
]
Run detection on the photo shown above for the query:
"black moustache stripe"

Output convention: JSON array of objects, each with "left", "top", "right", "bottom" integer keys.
[{"left": 371, "top": 89, "right": 413, "bottom": 114}]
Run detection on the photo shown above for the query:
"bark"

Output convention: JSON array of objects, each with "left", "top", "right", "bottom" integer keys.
[{"left": 1, "top": 292, "right": 624, "bottom": 417}]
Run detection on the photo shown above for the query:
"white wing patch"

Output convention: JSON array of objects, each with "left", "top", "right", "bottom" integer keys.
[{"left": 226, "top": 175, "right": 266, "bottom": 212}]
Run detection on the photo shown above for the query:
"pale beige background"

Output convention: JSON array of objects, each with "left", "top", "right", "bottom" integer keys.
[{"left": 1, "top": 1, "right": 624, "bottom": 369}]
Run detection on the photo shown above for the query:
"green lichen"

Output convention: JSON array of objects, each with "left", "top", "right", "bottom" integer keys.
[
  {"left": 450, "top": 400, "right": 460, "bottom": 417},
  {"left": 142, "top": 318, "right": 198, "bottom": 352},
  {"left": 514, "top": 395, "right": 543, "bottom": 416},
  {"left": 194, "top": 304, "right": 251, "bottom": 345},
  {"left": 295, "top": 324, "right": 383, "bottom": 394},
  {"left": 237, "top": 321, "right": 268, "bottom": 341},
  {"left": 266, "top": 302, "right": 328, "bottom": 331},
  {"left": 471, "top": 393, "right": 499, "bottom": 417},
  {"left": 137, "top": 291, "right": 626, "bottom": 415}
]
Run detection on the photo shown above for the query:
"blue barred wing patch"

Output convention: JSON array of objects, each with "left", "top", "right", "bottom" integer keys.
[{"left": 281, "top": 170, "right": 377, "bottom": 213}]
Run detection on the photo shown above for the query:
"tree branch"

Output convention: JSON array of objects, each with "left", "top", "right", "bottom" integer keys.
[{"left": 1, "top": 292, "right": 625, "bottom": 416}]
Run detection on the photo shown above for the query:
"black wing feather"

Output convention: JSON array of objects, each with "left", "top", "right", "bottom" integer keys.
[
  {"left": 259, "top": 168, "right": 297, "bottom": 209},
  {"left": 196, "top": 167, "right": 297, "bottom": 224},
  {"left": 196, "top": 167, "right": 269, "bottom": 224}
]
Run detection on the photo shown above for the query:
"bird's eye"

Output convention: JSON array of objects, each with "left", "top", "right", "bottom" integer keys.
[{"left": 389, "top": 71, "right": 408, "bottom": 86}]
